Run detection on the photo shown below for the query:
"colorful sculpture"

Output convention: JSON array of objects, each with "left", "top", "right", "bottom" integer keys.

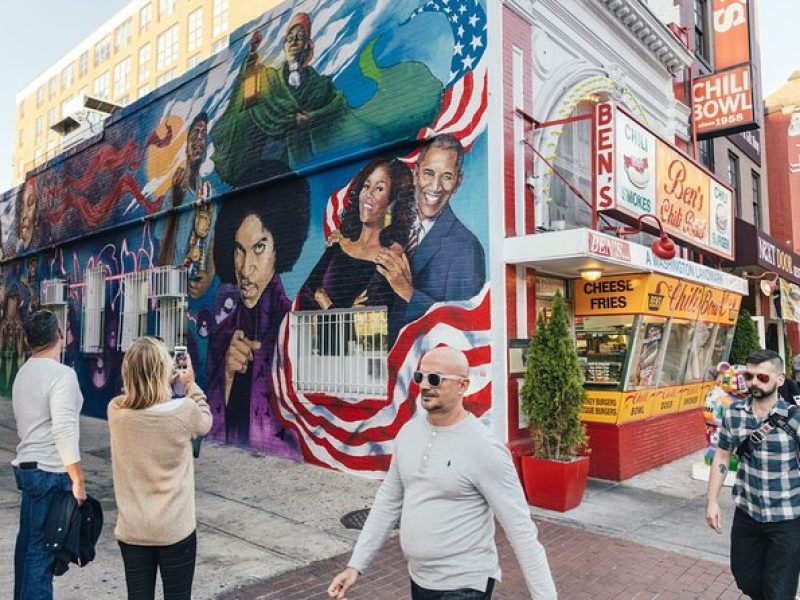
[{"left": 703, "top": 361, "right": 746, "bottom": 469}]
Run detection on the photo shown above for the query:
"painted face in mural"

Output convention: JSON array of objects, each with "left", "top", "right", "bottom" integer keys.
[
  {"left": 198, "top": 318, "right": 209, "bottom": 338},
  {"left": 27, "top": 256, "right": 38, "bottom": 277},
  {"left": 92, "top": 356, "right": 109, "bottom": 390},
  {"left": 284, "top": 24, "right": 310, "bottom": 64},
  {"left": 19, "top": 181, "right": 38, "bottom": 249},
  {"left": 358, "top": 165, "right": 393, "bottom": 226},
  {"left": 233, "top": 214, "right": 276, "bottom": 309},
  {"left": 6, "top": 295, "right": 18, "bottom": 320},
  {"left": 195, "top": 208, "right": 212, "bottom": 236},
  {"left": 187, "top": 117, "right": 208, "bottom": 167},
  {"left": 413, "top": 147, "right": 463, "bottom": 220}
]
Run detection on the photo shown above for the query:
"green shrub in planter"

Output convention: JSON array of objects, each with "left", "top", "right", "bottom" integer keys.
[
  {"left": 520, "top": 291, "right": 587, "bottom": 461},
  {"left": 728, "top": 308, "right": 760, "bottom": 365}
]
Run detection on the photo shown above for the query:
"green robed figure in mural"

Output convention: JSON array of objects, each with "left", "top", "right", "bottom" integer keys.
[{"left": 211, "top": 13, "right": 365, "bottom": 184}]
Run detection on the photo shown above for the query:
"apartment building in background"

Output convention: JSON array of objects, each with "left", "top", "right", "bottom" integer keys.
[
  {"left": 765, "top": 72, "right": 800, "bottom": 251},
  {"left": 11, "top": 0, "right": 280, "bottom": 184}
]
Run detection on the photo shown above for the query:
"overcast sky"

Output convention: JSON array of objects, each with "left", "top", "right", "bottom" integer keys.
[{"left": 0, "top": 0, "right": 797, "bottom": 192}]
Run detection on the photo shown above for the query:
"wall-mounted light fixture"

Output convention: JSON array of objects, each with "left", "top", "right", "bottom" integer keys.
[
  {"left": 617, "top": 214, "right": 676, "bottom": 260},
  {"left": 743, "top": 271, "right": 779, "bottom": 297},
  {"left": 580, "top": 269, "right": 603, "bottom": 282}
]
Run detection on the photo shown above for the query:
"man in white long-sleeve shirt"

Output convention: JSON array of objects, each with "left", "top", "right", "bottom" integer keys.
[
  {"left": 11, "top": 310, "right": 86, "bottom": 600},
  {"left": 328, "top": 347, "right": 557, "bottom": 600}
]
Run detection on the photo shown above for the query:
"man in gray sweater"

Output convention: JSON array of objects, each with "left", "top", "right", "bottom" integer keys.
[
  {"left": 11, "top": 310, "right": 86, "bottom": 600},
  {"left": 328, "top": 347, "right": 557, "bottom": 599}
]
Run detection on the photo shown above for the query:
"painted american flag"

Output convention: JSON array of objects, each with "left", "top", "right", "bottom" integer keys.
[
  {"left": 273, "top": 285, "right": 493, "bottom": 477},
  {"left": 275, "top": 0, "right": 492, "bottom": 476}
]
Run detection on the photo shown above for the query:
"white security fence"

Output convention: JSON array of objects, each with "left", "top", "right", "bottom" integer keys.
[{"left": 291, "top": 307, "right": 388, "bottom": 396}]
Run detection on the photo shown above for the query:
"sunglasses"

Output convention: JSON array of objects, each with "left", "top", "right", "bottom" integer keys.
[
  {"left": 412, "top": 371, "right": 465, "bottom": 388},
  {"left": 743, "top": 372, "right": 771, "bottom": 384}
]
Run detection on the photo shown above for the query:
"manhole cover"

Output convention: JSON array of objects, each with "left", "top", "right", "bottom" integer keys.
[{"left": 340, "top": 509, "right": 398, "bottom": 530}]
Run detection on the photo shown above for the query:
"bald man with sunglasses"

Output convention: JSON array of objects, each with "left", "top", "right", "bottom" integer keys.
[
  {"left": 707, "top": 349, "right": 800, "bottom": 599},
  {"left": 328, "top": 347, "right": 556, "bottom": 600}
]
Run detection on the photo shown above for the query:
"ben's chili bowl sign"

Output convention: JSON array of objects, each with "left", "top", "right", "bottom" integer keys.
[{"left": 593, "top": 102, "right": 735, "bottom": 260}]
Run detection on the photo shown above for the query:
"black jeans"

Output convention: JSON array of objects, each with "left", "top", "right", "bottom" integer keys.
[
  {"left": 730, "top": 508, "right": 800, "bottom": 599},
  {"left": 411, "top": 578, "right": 495, "bottom": 600},
  {"left": 118, "top": 530, "right": 197, "bottom": 600}
]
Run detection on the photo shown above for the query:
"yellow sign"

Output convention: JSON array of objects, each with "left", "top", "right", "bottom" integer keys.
[
  {"left": 619, "top": 390, "right": 652, "bottom": 422},
  {"left": 657, "top": 143, "right": 713, "bottom": 253},
  {"left": 582, "top": 382, "right": 707, "bottom": 424},
  {"left": 580, "top": 392, "right": 622, "bottom": 424},
  {"left": 697, "top": 287, "right": 742, "bottom": 325},
  {"left": 779, "top": 278, "right": 800, "bottom": 323},
  {"left": 678, "top": 382, "right": 709, "bottom": 412},
  {"left": 574, "top": 276, "right": 646, "bottom": 316},
  {"left": 650, "top": 385, "right": 682, "bottom": 417},
  {"left": 643, "top": 275, "right": 705, "bottom": 321},
  {"left": 575, "top": 274, "right": 725, "bottom": 320}
]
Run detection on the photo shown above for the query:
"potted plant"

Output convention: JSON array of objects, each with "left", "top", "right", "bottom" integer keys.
[
  {"left": 519, "top": 290, "right": 589, "bottom": 512},
  {"left": 729, "top": 308, "right": 760, "bottom": 365}
]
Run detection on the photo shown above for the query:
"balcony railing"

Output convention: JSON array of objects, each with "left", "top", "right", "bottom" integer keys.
[{"left": 291, "top": 307, "right": 388, "bottom": 397}]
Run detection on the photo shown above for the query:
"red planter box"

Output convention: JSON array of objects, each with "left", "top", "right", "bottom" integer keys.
[{"left": 520, "top": 454, "right": 590, "bottom": 512}]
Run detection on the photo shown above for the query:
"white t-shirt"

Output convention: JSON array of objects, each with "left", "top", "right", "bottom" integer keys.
[{"left": 11, "top": 357, "right": 84, "bottom": 472}]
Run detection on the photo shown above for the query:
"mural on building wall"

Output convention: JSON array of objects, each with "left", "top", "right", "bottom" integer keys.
[{"left": 0, "top": 0, "right": 491, "bottom": 476}]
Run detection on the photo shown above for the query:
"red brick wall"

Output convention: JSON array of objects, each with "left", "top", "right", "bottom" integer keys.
[
  {"left": 764, "top": 112, "right": 800, "bottom": 248},
  {"left": 502, "top": 6, "right": 534, "bottom": 238},
  {"left": 503, "top": 5, "right": 535, "bottom": 447},
  {"left": 585, "top": 410, "right": 707, "bottom": 481}
]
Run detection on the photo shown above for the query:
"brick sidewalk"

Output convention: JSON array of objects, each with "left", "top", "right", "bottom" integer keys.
[{"left": 218, "top": 521, "right": 743, "bottom": 600}]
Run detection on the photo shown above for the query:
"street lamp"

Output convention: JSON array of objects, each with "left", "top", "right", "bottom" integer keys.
[{"left": 616, "top": 214, "right": 676, "bottom": 260}]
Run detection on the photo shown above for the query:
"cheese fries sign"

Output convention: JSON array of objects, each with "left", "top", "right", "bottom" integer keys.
[{"left": 593, "top": 102, "right": 734, "bottom": 261}]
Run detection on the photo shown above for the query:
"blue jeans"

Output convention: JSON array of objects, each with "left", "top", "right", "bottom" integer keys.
[{"left": 13, "top": 466, "right": 73, "bottom": 600}]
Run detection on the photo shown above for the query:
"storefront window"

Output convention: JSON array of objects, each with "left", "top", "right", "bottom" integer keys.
[
  {"left": 549, "top": 103, "right": 593, "bottom": 229},
  {"left": 575, "top": 315, "right": 633, "bottom": 388},
  {"left": 624, "top": 317, "right": 668, "bottom": 390},
  {"left": 710, "top": 325, "right": 734, "bottom": 371},
  {"left": 657, "top": 320, "right": 695, "bottom": 386},
  {"left": 546, "top": 96, "right": 654, "bottom": 240},
  {"left": 685, "top": 321, "right": 717, "bottom": 383}
]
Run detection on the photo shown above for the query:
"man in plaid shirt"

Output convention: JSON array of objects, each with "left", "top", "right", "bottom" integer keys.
[{"left": 706, "top": 349, "right": 800, "bottom": 599}]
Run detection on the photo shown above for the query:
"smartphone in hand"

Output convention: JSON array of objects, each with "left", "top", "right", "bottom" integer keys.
[
  {"left": 173, "top": 346, "right": 188, "bottom": 371},
  {"left": 172, "top": 346, "right": 189, "bottom": 397}
]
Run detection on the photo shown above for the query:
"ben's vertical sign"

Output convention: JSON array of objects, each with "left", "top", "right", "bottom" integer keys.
[
  {"left": 691, "top": 0, "right": 757, "bottom": 139},
  {"left": 595, "top": 102, "right": 615, "bottom": 211}
]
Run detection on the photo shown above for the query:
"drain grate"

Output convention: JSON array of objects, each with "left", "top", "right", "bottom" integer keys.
[{"left": 340, "top": 508, "right": 399, "bottom": 530}]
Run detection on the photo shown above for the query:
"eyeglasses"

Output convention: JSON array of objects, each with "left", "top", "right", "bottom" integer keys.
[
  {"left": 743, "top": 372, "right": 771, "bottom": 384},
  {"left": 412, "top": 371, "right": 465, "bottom": 388}
]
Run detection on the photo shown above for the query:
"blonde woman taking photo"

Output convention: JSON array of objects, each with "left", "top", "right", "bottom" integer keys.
[{"left": 108, "top": 337, "right": 212, "bottom": 600}]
